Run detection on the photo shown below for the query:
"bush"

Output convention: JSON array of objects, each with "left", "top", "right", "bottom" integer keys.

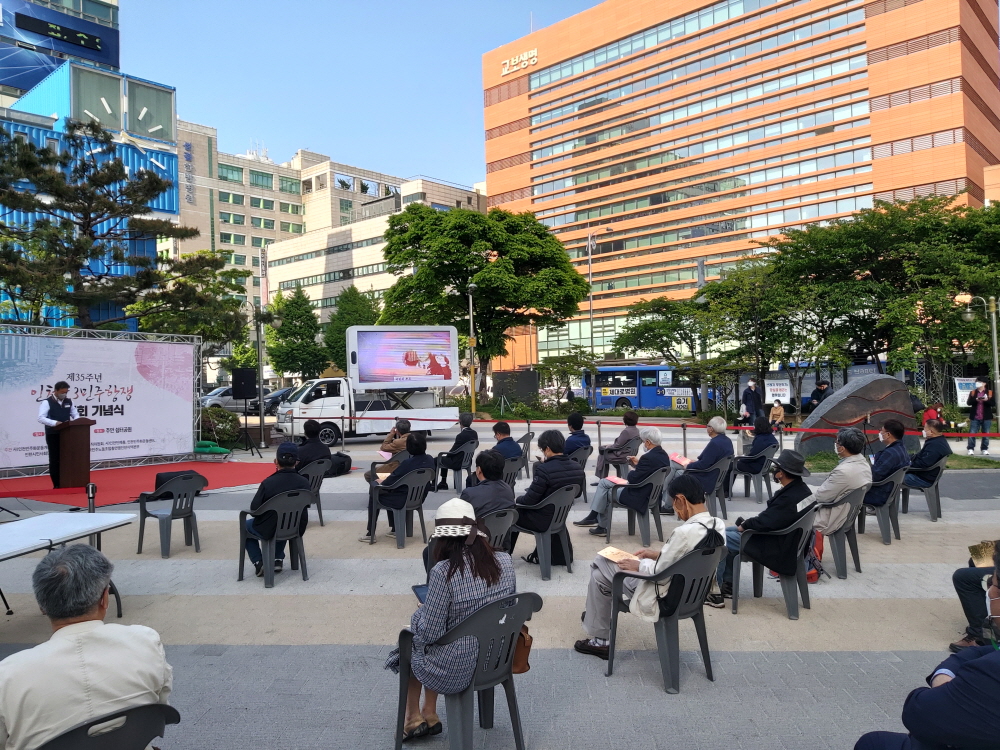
[{"left": 201, "top": 406, "right": 240, "bottom": 444}]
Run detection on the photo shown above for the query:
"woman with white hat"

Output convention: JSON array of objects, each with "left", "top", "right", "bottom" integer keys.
[{"left": 385, "top": 498, "right": 516, "bottom": 741}]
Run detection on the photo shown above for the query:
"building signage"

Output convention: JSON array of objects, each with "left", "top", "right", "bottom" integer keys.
[
  {"left": 501, "top": 49, "right": 538, "bottom": 76},
  {"left": 182, "top": 141, "right": 195, "bottom": 205},
  {"left": 601, "top": 387, "right": 637, "bottom": 397},
  {"left": 657, "top": 370, "right": 673, "bottom": 387}
]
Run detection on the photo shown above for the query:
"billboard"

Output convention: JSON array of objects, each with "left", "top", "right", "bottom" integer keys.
[
  {"left": 347, "top": 326, "right": 459, "bottom": 391},
  {"left": 0, "top": 333, "right": 195, "bottom": 469}
]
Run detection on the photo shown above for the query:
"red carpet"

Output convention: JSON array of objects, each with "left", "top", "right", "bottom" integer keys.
[{"left": 0, "top": 461, "right": 276, "bottom": 508}]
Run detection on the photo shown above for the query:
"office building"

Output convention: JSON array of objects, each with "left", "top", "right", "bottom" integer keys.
[{"left": 483, "top": 0, "right": 1000, "bottom": 365}]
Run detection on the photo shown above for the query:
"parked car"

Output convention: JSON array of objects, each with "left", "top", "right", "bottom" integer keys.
[
  {"left": 200, "top": 386, "right": 271, "bottom": 413},
  {"left": 249, "top": 386, "right": 294, "bottom": 416}
]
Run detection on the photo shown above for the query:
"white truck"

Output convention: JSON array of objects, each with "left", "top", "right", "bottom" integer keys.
[{"left": 273, "top": 377, "right": 459, "bottom": 446}]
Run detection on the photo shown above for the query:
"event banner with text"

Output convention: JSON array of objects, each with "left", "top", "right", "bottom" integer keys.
[{"left": 0, "top": 334, "right": 195, "bottom": 469}]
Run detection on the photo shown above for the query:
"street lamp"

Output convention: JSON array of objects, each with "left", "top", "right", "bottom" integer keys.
[
  {"left": 467, "top": 283, "right": 477, "bottom": 414},
  {"left": 241, "top": 301, "right": 282, "bottom": 449},
  {"left": 585, "top": 227, "right": 613, "bottom": 357},
  {"left": 961, "top": 296, "right": 1000, "bottom": 388}
]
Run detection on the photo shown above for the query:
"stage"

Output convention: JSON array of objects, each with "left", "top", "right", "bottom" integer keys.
[{"left": 0, "top": 461, "right": 275, "bottom": 508}]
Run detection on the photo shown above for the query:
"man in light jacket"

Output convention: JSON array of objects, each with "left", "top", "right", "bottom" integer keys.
[
  {"left": 574, "top": 473, "right": 725, "bottom": 660},
  {"left": 813, "top": 427, "right": 872, "bottom": 534}
]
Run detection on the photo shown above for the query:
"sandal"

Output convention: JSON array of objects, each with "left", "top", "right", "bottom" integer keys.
[
  {"left": 521, "top": 550, "right": 539, "bottom": 565},
  {"left": 401, "top": 721, "right": 429, "bottom": 742},
  {"left": 427, "top": 722, "right": 443, "bottom": 735}
]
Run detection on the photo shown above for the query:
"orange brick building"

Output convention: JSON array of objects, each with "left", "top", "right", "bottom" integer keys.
[{"left": 483, "top": 0, "right": 1000, "bottom": 369}]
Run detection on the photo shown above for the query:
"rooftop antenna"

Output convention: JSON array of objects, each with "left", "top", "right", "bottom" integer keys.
[{"left": 530, "top": 11, "right": 533, "bottom": 32}]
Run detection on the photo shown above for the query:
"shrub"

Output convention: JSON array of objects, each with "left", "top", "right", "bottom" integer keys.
[{"left": 201, "top": 406, "right": 240, "bottom": 444}]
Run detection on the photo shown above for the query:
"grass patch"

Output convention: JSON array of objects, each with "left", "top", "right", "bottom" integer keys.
[
  {"left": 804, "top": 452, "right": 840, "bottom": 473},
  {"left": 805, "top": 450, "right": 999, "bottom": 472}
]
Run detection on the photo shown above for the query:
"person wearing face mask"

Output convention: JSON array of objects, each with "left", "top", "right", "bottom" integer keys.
[
  {"left": 854, "top": 547, "right": 1000, "bottom": 750},
  {"left": 965, "top": 380, "right": 994, "bottom": 456},
  {"left": 812, "top": 427, "right": 872, "bottom": 535},
  {"left": 769, "top": 400, "right": 786, "bottom": 430},
  {"left": 741, "top": 378, "right": 764, "bottom": 423},
  {"left": 903, "top": 419, "right": 952, "bottom": 491},
  {"left": 949, "top": 549, "right": 998, "bottom": 653},
  {"left": 863, "top": 419, "right": 910, "bottom": 509}
]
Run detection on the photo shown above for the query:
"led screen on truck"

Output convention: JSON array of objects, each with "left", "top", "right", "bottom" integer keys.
[{"left": 346, "top": 326, "right": 460, "bottom": 391}]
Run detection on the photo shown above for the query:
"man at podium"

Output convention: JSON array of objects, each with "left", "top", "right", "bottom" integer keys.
[{"left": 37, "top": 381, "right": 79, "bottom": 488}]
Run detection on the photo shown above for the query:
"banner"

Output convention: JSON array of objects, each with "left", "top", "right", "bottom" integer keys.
[
  {"left": 0, "top": 334, "right": 195, "bottom": 469},
  {"left": 955, "top": 377, "right": 979, "bottom": 403},
  {"left": 765, "top": 380, "right": 792, "bottom": 403}
]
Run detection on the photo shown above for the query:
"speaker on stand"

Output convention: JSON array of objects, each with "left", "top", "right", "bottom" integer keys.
[{"left": 231, "top": 368, "right": 261, "bottom": 458}]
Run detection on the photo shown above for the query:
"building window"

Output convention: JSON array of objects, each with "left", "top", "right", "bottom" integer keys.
[
  {"left": 219, "top": 191, "right": 244, "bottom": 205},
  {"left": 360, "top": 180, "right": 377, "bottom": 195},
  {"left": 220, "top": 233, "right": 246, "bottom": 246},
  {"left": 280, "top": 222, "right": 303, "bottom": 234},
  {"left": 219, "top": 212, "right": 245, "bottom": 225},
  {"left": 231, "top": 254, "right": 247, "bottom": 265},
  {"left": 249, "top": 170, "right": 273, "bottom": 189},
  {"left": 254, "top": 296, "right": 261, "bottom": 306},
  {"left": 302, "top": 178, "right": 313, "bottom": 194},
  {"left": 251, "top": 216, "right": 275, "bottom": 229},
  {"left": 335, "top": 174, "right": 354, "bottom": 191},
  {"left": 402, "top": 192, "right": 426, "bottom": 204},
  {"left": 218, "top": 164, "right": 243, "bottom": 183},
  {"left": 280, "top": 202, "right": 302, "bottom": 214},
  {"left": 250, "top": 197, "right": 274, "bottom": 210},
  {"left": 316, "top": 174, "right": 328, "bottom": 190},
  {"left": 431, "top": 203, "right": 451, "bottom": 211},
  {"left": 251, "top": 236, "right": 273, "bottom": 248},
  {"left": 253, "top": 276, "right": 261, "bottom": 287},
  {"left": 252, "top": 256, "right": 260, "bottom": 267},
  {"left": 339, "top": 199, "right": 353, "bottom": 212},
  {"left": 279, "top": 176, "right": 301, "bottom": 194}
]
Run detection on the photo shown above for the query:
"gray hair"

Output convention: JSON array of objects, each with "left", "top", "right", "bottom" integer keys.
[
  {"left": 32, "top": 545, "right": 113, "bottom": 620},
  {"left": 707, "top": 416, "right": 728, "bottom": 434},
  {"left": 395, "top": 419, "right": 411, "bottom": 434},
  {"left": 458, "top": 412, "right": 474, "bottom": 428},
  {"left": 639, "top": 426, "right": 662, "bottom": 446},
  {"left": 835, "top": 427, "right": 866, "bottom": 455}
]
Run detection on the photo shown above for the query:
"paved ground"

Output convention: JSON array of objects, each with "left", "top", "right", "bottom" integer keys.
[{"left": 0, "top": 424, "right": 996, "bottom": 750}]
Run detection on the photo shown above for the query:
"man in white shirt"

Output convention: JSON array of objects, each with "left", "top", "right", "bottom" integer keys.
[
  {"left": 575, "top": 473, "right": 726, "bottom": 660},
  {"left": 36, "top": 381, "right": 79, "bottom": 488},
  {"left": 0, "top": 545, "right": 172, "bottom": 750}
]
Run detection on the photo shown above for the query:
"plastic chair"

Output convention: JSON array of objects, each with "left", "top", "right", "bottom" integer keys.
[
  {"left": 394, "top": 592, "right": 543, "bottom": 750},
  {"left": 36, "top": 703, "right": 180, "bottom": 750},
  {"left": 729, "top": 444, "right": 777, "bottom": 504},
  {"left": 238, "top": 489, "right": 311, "bottom": 588},
  {"left": 604, "top": 467, "right": 672, "bottom": 546},
  {"left": 512, "top": 484, "right": 578, "bottom": 581},
  {"left": 372, "top": 467, "right": 434, "bottom": 549},
  {"left": 436, "top": 440, "right": 479, "bottom": 491},
  {"left": 298, "top": 458, "right": 332, "bottom": 526},
  {"left": 501, "top": 455, "right": 526, "bottom": 490},
  {"left": 686, "top": 455, "right": 733, "bottom": 519},
  {"left": 566, "top": 445, "right": 594, "bottom": 503},
  {"left": 821, "top": 487, "right": 867, "bottom": 579},
  {"left": 900, "top": 455, "right": 948, "bottom": 521},
  {"left": 515, "top": 432, "right": 534, "bottom": 479},
  {"left": 732, "top": 507, "right": 816, "bottom": 620},
  {"left": 607, "top": 546, "right": 724, "bottom": 693},
  {"left": 857, "top": 467, "right": 907, "bottom": 544},
  {"left": 136, "top": 473, "right": 205, "bottom": 559},
  {"left": 600, "top": 436, "right": 643, "bottom": 479},
  {"left": 479, "top": 508, "right": 518, "bottom": 550}
]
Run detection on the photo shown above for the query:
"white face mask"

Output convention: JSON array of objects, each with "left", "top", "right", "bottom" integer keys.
[
  {"left": 921, "top": 429, "right": 928, "bottom": 438},
  {"left": 878, "top": 433, "right": 887, "bottom": 443}
]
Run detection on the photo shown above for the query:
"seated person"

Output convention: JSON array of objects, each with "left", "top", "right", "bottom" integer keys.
[
  {"left": 296, "top": 419, "right": 333, "bottom": 470},
  {"left": 461, "top": 450, "right": 515, "bottom": 517},
  {"left": 574, "top": 474, "right": 726, "bottom": 659},
  {"left": 364, "top": 419, "right": 412, "bottom": 482},
  {"left": 491, "top": 421, "right": 523, "bottom": 460},
  {"left": 595, "top": 410, "right": 640, "bottom": 480},
  {"left": 246, "top": 442, "right": 312, "bottom": 576},
  {"left": 922, "top": 401, "right": 943, "bottom": 426},
  {"left": 769, "top": 400, "right": 786, "bottom": 429},
  {"left": 564, "top": 411, "right": 591, "bottom": 455},
  {"left": 865, "top": 419, "right": 910, "bottom": 508},
  {"left": 855, "top": 546, "right": 1000, "bottom": 750},
  {"left": 950, "top": 547, "right": 997, "bottom": 652},
  {"left": 582, "top": 427, "right": 672, "bottom": 536},
  {"left": 712, "top": 449, "right": 814, "bottom": 601},
  {"left": 736, "top": 417, "right": 778, "bottom": 475},
  {"left": 813, "top": 427, "right": 872, "bottom": 535},
  {"left": 684, "top": 416, "right": 735, "bottom": 496},
  {"left": 0, "top": 545, "right": 172, "bottom": 750},
  {"left": 437, "top": 412, "right": 478, "bottom": 490},
  {"left": 384, "top": 498, "right": 515, "bottom": 742},
  {"left": 361, "top": 431, "right": 435, "bottom": 544},
  {"left": 904, "top": 418, "right": 951, "bottom": 490}
]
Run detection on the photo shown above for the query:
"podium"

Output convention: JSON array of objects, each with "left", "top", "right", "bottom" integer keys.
[{"left": 54, "top": 418, "right": 96, "bottom": 487}]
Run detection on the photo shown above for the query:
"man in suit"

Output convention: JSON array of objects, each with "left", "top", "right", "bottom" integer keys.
[
  {"left": 296, "top": 419, "right": 332, "bottom": 470},
  {"left": 584, "top": 427, "right": 672, "bottom": 536},
  {"left": 461, "top": 450, "right": 515, "bottom": 517},
  {"left": 437, "top": 412, "right": 478, "bottom": 490},
  {"left": 361, "top": 431, "right": 436, "bottom": 544},
  {"left": 564, "top": 412, "right": 591, "bottom": 455},
  {"left": 865, "top": 419, "right": 910, "bottom": 508},
  {"left": 246, "top": 442, "right": 312, "bottom": 577},
  {"left": 684, "top": 416, "right": 735, "bottom": 496},
  {"left": 904, "top": 418, "right": 951, "bottom": 490},
  {"left": 855, "top": 548, "right": 1000, "bottom": 749},
  {"left": 595, "top": 410, "right": 640, "bottom": 479},
  {"left": 37, "top": 381, "right": 79, "bottom": 488},
  {"left": 812, "top": 427, "right": 872, "bottom": 534},
  {"left": 492, "top": 421, "right": 523, "bottom": 460}
]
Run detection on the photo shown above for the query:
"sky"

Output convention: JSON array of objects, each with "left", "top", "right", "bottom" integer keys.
[{"left": 121, "top": 0, "right": 600, "bottom": 188}]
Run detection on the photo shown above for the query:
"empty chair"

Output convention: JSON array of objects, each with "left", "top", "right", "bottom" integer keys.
[
  {"left": 238, "top": 489, "right": 311, "bottom": 588},
  {"left": 822, "top": 487, "right": 866, "bottom": 579},
  {"left": 604, "top": 467, "right": 672, "bottom": 546},
  {"left": 732, "top": 508, "right": 817, "bottom": 620},
  {"left": 393, "top": 593, "right": 543, "bottom": 750},
  {"left": 511, "top": 485, "right": 578, "bottom": 581},
  {"left": 501, "top": 454, "right": 526, "bottom": 490},
  {"left": 37, "top": 704, "right": 180, "bottom": 750},
  {"left": 297, "top": 458, "right": 332, "bottom": 526},
  {"left": 436, "top": 440, "right": 479, "bottom": 491},
  {"left": 479, "top": 508, "right": 518, "bottom": 550},
  {"left": 607, "top": 547, "right": 724, "bottom": 693},
  {"left": 729, "top": 444, "right": 777, "bottom": 504},
  {"left": 603, "top": 436, "right": 642, "bottom": 479},
  {"left": 136, "top": 473, "right": 206, "bottom": 558},
  {"left": 372, "top": 468, "right": 434, "bottom": 549},
  {"left": 566, "top": 445, "right": 594, "bottom": 503},
  {"left": 857, "top": 467, "right": 907, "bottom": 544},
  {"left": 900, "top": 455, "right": 948, "bottom": 521},
  {"left": 515, "top": 432, "right": 534, "bottom": 479},
  {"left": 686, "top": 455, "right": 733, "bottom": 519}
]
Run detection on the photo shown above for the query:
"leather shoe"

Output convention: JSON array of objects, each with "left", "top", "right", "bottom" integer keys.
[
  {"left": 436, "top": 481, "right": 449, "bottom": 491},
  {"left": 574, "top": 638, "right": 609, "bottom": 660},
  {"left": 589, "top": 526, "right": 607, "bottom": 536},
  {"left": 274, "top": 559, "right": 283, "bottom": 573},
  {"left": 573, "top": 512, "right": 599, "bottom": 527}
]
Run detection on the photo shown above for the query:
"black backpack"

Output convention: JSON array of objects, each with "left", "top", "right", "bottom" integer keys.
[{"left": 326, "top": 452, "right": 352, "bottom": 477}]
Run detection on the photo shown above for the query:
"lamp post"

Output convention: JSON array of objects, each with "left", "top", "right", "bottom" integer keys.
[
  {"left": 241, "top": 301, "right": 281, "bottom": 449},
  {"left": 468, "top": 283, "right": 477, "bottom": 414},
  {"left": 961, "top": 295, "right": 1000, "bottom": 389},
  {"left": 585, "top": 228, "right": 613, "bottom": 357}
]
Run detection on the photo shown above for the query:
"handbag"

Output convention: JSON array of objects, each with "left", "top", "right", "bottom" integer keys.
[{"left": 512, "top": 625, "right": 533, "bottom": 674}]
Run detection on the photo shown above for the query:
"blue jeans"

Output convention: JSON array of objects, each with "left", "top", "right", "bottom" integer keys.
[
  {"left": 968, "top": 419, "right": 991, "bottom": 451},
  {"left": 244, "top": 518, "right": 286, "bottom": 566},
  {"left": 903, "top": 472, "right": 934, "bottom": 489},
  {"left": 717, "top": 526, "right": 742, "bottom": 585}
]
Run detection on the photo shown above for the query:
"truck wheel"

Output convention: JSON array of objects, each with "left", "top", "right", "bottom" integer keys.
[
  {"left": 318, "top": 422, "right": 342, "bottom": 447},
  {"left": 615, "top": 398, "right": 632, "bottom": 409}
]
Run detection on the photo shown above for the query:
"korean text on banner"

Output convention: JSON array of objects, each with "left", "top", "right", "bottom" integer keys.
[
  {"left": 765, "top": 380, "right": 792, "bottom": 403},
  {"left": 955, "top": 377, "right": 979, "bottom": 402}
]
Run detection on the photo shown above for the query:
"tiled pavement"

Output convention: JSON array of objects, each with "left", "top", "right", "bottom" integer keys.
[{"left": 0, "top": 426, "right": 996, "bottom": 749}]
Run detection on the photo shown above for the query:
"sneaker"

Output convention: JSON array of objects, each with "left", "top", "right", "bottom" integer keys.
[
  {"left": 385, "top": 529, "right": 399, "bottom": 538},
  {"left": 949, "top": 633, "right": 985, "bottom": 653},
  {"left": 253, "top": 561, "right": 264, "bottom": 577},
  {"left": 968, "top": 449, "right": 975, "bottom": 456},
  {"left": 590, "top": 482, "right": 599, "bottom": 487},
  {"left": 573, "top": 512, "right": 599, "bottom": 527},
  {"left": 274, "top": 559, "right": 283, "bottom": 573},
  {"left": 865, "top": 506, "right": 876, "bottom": 516},
  {"left": 705, "top": 593, "right": 725, "bottom": 608},
  {"left": 573, "top": 638, "right": 609, "bottom": 660},
  {"left": 983, "top": 450, "right": 990, "bottom": 456},
  {"left": 358, "top": 534, "right": 377, "bottom": 543},
  {"left": 436, "top": 481, "right": 449, "bottom": 491},
  {"left": 589, "top": 526, "right": 608, "bottom": 536},
  {"left": 719, "top": 582, "right": 733, "bottom": 598}
]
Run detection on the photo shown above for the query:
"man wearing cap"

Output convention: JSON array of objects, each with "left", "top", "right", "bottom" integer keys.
[
  {"left": 713, "top": 449, "right": 815, "bottom": 600},
  {"left": 245, "top": 442, "right": 312, "bottom": 578}
]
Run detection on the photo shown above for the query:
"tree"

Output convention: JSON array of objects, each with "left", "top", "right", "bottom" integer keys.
[
  {"left": 323, "top": 285, "right": 380, "bottom": 371},
  {"left": 379, "top": 204, "right": 589, "bottom": 400},
  {"left": 266, "top": 286, "right": 329, "bottom": 379},
  {"left": 220, "top": 325, "right": 258, "bottom": 372},
  {"left": 0, "top": 121, "right": 238, "bottom": 329},
  {"left": 535, "top": 345, "right": 599, "bottom": 394}
]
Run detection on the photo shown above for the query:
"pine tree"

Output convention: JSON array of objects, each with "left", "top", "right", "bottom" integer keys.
[{"left": 266, "top": 287, "right": 330, "bottom": 379}]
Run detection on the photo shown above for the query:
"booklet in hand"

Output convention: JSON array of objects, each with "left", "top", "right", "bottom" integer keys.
[
  {"left": 597, "top": 546, "right": 639, "bottom": 563},
  {"left": 378, "top": 450, "right": 392, "bottom": 460},
  {"left": 605, "top": 475, "right": 628, "bottom": 485},
  {"left": 969, "top": 540, "right": 997, "bottom": 569},
  {"left": 669, "top": 452, "right": 692, "bottom": 467}
]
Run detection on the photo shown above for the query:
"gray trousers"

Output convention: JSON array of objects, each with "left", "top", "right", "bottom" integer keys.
[
  {"left": 591, "top": 478, "right": 618, "bottom": 529},
  {"left": 583, "top": 554, "right": 640, "bottom": 640}
]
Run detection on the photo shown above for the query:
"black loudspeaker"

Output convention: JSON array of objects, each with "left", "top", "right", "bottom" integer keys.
[{"left": 231, "top": 368, "right": 258, "bottom": 400}]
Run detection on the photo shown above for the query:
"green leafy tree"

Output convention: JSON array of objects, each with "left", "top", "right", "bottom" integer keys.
[
  {"left": 263, "top": 290, "right": 286, "bottom": 378},
  {"left": 379, "top": 204, "right": 589, "bottom": 400},
  {"left": 266, "top": 286, "right": 329, "bottom": 379},
  {"left": 220, "top": 325, "right": 258, "bottom": 372},
  {"left": 323, "top": 285, "right": 380, "bottom": 370},
  {"left": 535, "top": 345, "right": 599, "bottom": 393}
]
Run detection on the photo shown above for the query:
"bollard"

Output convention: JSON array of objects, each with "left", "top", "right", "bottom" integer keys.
[
  {"left": 682, "top": 423, "right": 688, "bottom": 456},
  {"left": 596, "top": 420, "right": 602, "bottom": 457},
  {"left": 87, "top": 483, "right": 98, "bottom": 549},
  {"left": 341, "top": 416, "right": 347, "bottom": 451}
]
